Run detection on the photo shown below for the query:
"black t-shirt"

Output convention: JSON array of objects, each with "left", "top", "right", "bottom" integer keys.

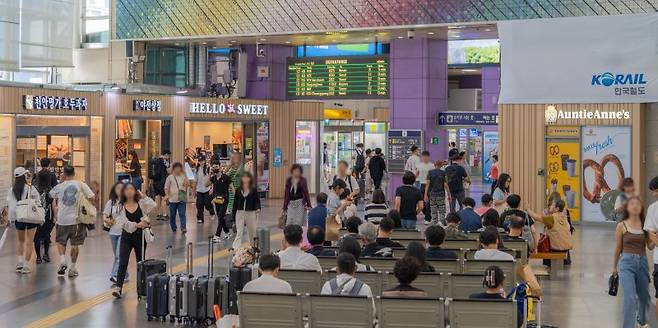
[
  {"left": 445, "top": 163, "right": 468, "bottom": 192},
  {"left": 124, "top": 206, "right": 144, "bottom": 236},
  {"left": 427, "top": 168, "right": 446, "bottom": 196},
  {"left": 469, "top": 292, "right": 506, "bottom": 300},
  {"left": 395, "top": 185, "right": 422, "bottom": 220},
  {"left": 130, "top": 159, "right": 141, "bottom": 178},
  {"left": 210, "top": 173, "right": 231, "bottom": 197}
]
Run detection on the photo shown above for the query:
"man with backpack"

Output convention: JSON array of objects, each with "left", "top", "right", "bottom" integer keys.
[
  {"left": 353, "top": 143, "right": 365, "bottom": 179},
  {"left": 333, "top": 160, "right": 360, "bottom": 200},
  {"left": 149, "top": 150, "right": 170, "bottom": 221},
  {"left": 33, "top": 158, "right": 58, "bottom": 264},
  {"left": 49, "top": 166, "right": 95, "bottom": 277},
  {"left": 321, "top": 253, "right": 373, "bottom": 297},
  {"left": 444, "top": 153, "right": 469, "bottom": 213}
]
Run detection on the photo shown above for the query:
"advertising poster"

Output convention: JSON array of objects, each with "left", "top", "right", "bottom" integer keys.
[
  {"left": 256, "top": 122, "right": 269, "bottom": 192},
  {"left": 546, "top": 140, "right": 581, "bottom": 222},
  {"left": 581, "top": 126, "right": 632, "bottom": 222},
  {"left": 482, "top": 131, "right": 499, "bottom": 184}
]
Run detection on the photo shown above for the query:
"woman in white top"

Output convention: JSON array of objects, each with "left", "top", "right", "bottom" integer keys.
[
  {"left": 194, "top": 155, "right": 214, "bottom": 224},
  {"left": 102, "top": 182, "right": 125, "bottom": 284},
  {"left": 8, "top": 167, "right": 41, "bottom": 274},
  {"left": 492, "top": 173, "right": 511, "bottom": 214},
  {"left": 164, "top": 162, "right": 190, "bottom": 234}
]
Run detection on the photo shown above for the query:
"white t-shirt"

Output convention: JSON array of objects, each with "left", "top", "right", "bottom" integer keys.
[
  {"left": 103, "top": 200, "right": 124, "bottom": 235},
  {"left": 644, "top": 201, "right": 658, "bottom": 264},
  {"left": 242, "top": 274, "right": 293, "bottom": 294},
  {"left": 6, "top": 185, "right": 40, "bottom": 222},
  {"left": 417, "top": 162, "right": 434, "bottom": 183},
  {"left": 335, "top": 174, "right": 359, "bottom": 194},
  {"left": 405, "top": 154, "right": 421, "bottom": 176},
  {"left": 195, "top": 167, "right": 211, "bottom": 193},
  {"left": 277, "top": 246, "right": 322, "bottom": 272},
  {"left": 474, "top": 249, "right": 515, "bottom": 261},
  {"left": 49, "top": 180, "right": 95, "bottom": 226}
]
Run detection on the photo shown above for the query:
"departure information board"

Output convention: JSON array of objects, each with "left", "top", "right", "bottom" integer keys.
[{"left": 287, "top": 56, "right": 388, "bottom": 99}]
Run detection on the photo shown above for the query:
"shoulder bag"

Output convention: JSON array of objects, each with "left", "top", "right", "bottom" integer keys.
[
  {"left": 16, "top": 187, "right": 45, "bottom": 225},
  {"left": 173, "top": 176, "right": 187, "bottom": 203},
  {"left": 76, "top": 182, "right": 97, "bottom": 225}
]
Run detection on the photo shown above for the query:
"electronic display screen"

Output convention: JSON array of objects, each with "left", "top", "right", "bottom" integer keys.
[{"left": 287, "top": 56, "right": 389, "bottom": 99}]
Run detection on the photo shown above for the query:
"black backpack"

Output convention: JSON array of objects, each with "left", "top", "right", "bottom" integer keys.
[{"left": 355, "top": 149, "right": 365, "bottom": 168}]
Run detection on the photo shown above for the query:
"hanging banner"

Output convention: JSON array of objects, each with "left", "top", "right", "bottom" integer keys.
[
  {"left": 546, "top": 137, "right": 581, "bottom": 222},
  {"left": 499, "top": 14, "right": 658, "bottom": 104},
  {"left": 482, "top": 131, "right": 499, "bottom": 184},
  {"left": 581, "top": 126, "right": 632, "bottom": 222}
]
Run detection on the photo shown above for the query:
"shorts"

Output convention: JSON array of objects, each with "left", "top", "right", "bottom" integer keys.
[
  {"left": 14, "top": 221, "right": 39, "bottom": 230},
  {"left": 153, "top": 180, "right": 166, "bottom": 197},
  {"left": 56, "top": 224, "right": 87, "bottom": 246}
]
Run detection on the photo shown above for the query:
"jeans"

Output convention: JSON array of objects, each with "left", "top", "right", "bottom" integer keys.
[
  {"left": 401, "top": 218, "right": 417, "bottom": 229},
  {"left": 618, "top": 253, "right": 650, "bottom": 328},
  {"left": 131, "top": 176, "right": 143, "bottom": 191},
  {"left": 168, "top": 202, "right": 187, "bottom": 232},
  {"left": 116, "top": 231, "right": 143, "bottom": 288},
  {"left": 109, "top": 234, "right": 121, "bottom": 278},
  {"left": 449, "top": 190, "right": 465, "bottom": 213},
  {"left": 196, "top": 191, "right": 214, "bottom": 222}
]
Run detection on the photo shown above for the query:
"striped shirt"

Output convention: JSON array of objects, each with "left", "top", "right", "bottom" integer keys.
[{"left": 365, "top": 203, "right": 388, "bottom": 223}]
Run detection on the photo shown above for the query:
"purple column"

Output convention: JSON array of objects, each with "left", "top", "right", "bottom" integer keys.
[
  {"left": 388, "top": 38, "right": 448, "bottom": 199},
  {"left": 245, "top": 44, "right": 292, "bottom": 100},
  {"left": 481, "top": 64, "right": 500, "bottom": 113}
]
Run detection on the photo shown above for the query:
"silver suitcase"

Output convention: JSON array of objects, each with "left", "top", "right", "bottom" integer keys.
[{"left": 168, "top": 242, "right": 193, "bottom": 323}]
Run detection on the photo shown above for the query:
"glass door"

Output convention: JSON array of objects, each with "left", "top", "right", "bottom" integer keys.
[{"left": 337, "top": 132, "right": 353, "bottom": 166}]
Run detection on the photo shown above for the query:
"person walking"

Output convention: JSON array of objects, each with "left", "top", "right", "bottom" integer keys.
[
  {"left": 49, "top": 165, "right": 95, "bottom": 277},
  {"left": 417, "top": 151, "right": 434, "bottom": 223},
  {"left": 209, "top": 161, "right": 232, "bottom": 242},
  {"left": 488, "top": 155, "right": 500, "bottom": 195},
  {"left": 425, "top": 159, "right": 449, "bottom": 225},
  {"left": 164, "top": 162, "right": 189, "bottom": 234},
  {"left": 8, "top": 167, "right": 41, "bottom": 274},
  {"left": 283, "top": 164, "right": 312, "bottom": 227},
  {"left": 112, "top": 183, "right": 156, "bottom": 298},
  {"left": 643, "top": 177, "right": 658, "bottom": 319},
  {"left": 33, "top": 158, "right": 58, "bottom": 264},
  {"left": 125, "top": 150, "right": 143, "bottom": 191},
  {"left": 194, "top": 155, "right": 214, "bottom": 224},
  {"left": 363, "top": 149, "right": 373, "bottom": 198},
  {"left": 353, "top": 143, "right": 365, "bottom": 180},
  {"left": 102, "top": 182, "right": 125, "bottom": 284},
  {"left": 492, "top": 173, "right": 511, "bottom": 214},
  {"left": 404, "top": 146, "right": 422, "bottom": 189},
  {"left": 148, "top": 150, "right": 170, "bottom": 221},
  {"left": 612, "top": 196, "right": 652, "bottom": 328},
  {"left": 394, "top": 171, "right": 423, "bottom": 229},
  {"left": 333, "top": 160, "right": 360, "bottom": 197},
  {"left": 231, "top": 172, "right": 261, "bottom": 250},
  {"left": 445, "top": 153, "right": 469, "bottom": 213},
  {"left": 368, "top": 148, "right": 386, "bottom": 190},
  {"left": 226, "top": 152, "right": 244, "bottom": 232}
]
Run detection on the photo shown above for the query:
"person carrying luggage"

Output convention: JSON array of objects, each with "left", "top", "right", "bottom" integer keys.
[{"left": 33, "top": 158, "right": 58, "bottom": 264}]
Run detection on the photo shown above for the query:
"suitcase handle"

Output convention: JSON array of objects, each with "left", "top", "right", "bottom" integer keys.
[
  {"left": 186, "top": 242, "right": 193, "bottom": 275},
  {"left": 208, "top": 235, "right": 214, "bottom": 277},
  {"left": 166, "top": 245, "right": 173, "bottom": 275}
]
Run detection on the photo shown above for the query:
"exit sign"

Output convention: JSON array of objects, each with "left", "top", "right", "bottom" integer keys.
[{"left": 430, "top": 137, "right": 440, "bottom": 144}]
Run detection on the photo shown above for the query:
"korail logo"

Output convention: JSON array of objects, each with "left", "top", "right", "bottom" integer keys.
[{"left": 591, "top": 72, "right": 647, "bottom": 87}]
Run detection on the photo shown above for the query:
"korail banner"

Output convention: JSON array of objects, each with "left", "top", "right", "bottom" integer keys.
[
  {"left": 498, "top": 14, "right": 658, "bottom": 104},
  {"left": 580, "top": 126, "right": 631, "bottom": 222}
]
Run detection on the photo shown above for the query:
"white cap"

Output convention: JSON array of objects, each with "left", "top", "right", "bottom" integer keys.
[{"left": 13, "top": 167, "right": 28, "bottom": 178}]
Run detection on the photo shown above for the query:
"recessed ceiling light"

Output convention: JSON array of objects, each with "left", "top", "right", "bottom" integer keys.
[
  {"left": 201, "top": 42, "right": 207, "bottom": 45},
  {"left": 285, "top": 41, "right": 291, "bottom": 44},
  {"left": 462, "top": 69, "right": 479, "bottom": 73},
  {"left": 230, "top": 40, "right": 237, "bottom": 43},
  {"left": 427, "top": 32, "right": 435, "bottom": 35},
  {"left": 259, "top": 38, "right": 266, "bottom": 41},
  {"left": 176, "top": 89, "right": 188, "bottom": 94},
  {"left": 174, "top": 43, "right": 181, "bottom": 46},
  {"left": 397, "top": 36, "right": 404, "bottom": 39},
  {"left": 484, "top": 28, "right": 492, "bottom": 32}
]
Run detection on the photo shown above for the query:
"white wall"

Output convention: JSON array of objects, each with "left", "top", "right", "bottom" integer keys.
[{"left": 60, "top": 41, "right": 129, "bottom": 84}]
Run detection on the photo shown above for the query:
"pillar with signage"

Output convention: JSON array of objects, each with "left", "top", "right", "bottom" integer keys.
[{"left": 545, "top": 126, "right": 582, "bottom": 222}]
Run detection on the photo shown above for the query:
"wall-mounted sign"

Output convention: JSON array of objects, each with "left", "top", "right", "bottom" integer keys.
[
  {"left": 324, "top": 108, "right": 352, "bottom": 120},
  {"left": 387, "top": 129, "right": 423, "bottom": 174},
  {"left": 23, "top": 95, "right": 88, "bottom": 111},
  {"left": 544, "top": 105, "right": 630, "bottom": 124},
  {"left": 273, "top": 147, "right": 283, "bottom": 168},
  {"left": 437, "top": 112, "right": 498, "bottom": 126},
  {"left": 546, "top": 125, "right": 581, "bottom": 138},
  {"left": 189, "top": 102, "right": 268, "bottom": 116},
  {"left": 133, "top": 99, "right": 161, "bottom": 112}
]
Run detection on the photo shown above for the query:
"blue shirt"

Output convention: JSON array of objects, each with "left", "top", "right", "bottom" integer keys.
[
  {"left": 457, "top": 207, "right": 482, "bottom": 232},
  {"left": 308, "top": 204, "right": 328, "bottom": 228}
]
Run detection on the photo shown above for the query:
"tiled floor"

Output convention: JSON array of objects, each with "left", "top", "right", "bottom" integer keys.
[{"left": 0, "top": 195, "right": 653, "bottom": 327}]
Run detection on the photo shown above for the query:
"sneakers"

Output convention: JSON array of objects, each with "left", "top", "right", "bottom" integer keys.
[
  {"left": 197, "top": 219, "right": 203, "bottom": 224},
  {"left": 57, "top": 264, "right": 68, "bottom": 275},
  {"left": 15, "top": 263, "right": 23, "bottom": 272},
  {"left": 36, "top": 258, "right": 43, "bottom": 264},
  {"left": 110, "top": 276, "right": 117, "bottom": 283},
  {"left": 43, "top": 254, "right": 51, "bottom": 263},
  {"left": 181, "top": 229, "right": 187, "bottom": 235},
  {"left": 112, "top": 287, "right": 122, "bottom": 299},
  {"left": 212, "top": 235, "right": 223, "bottom": 243},
  {"left": 20, "top": 265, "right": 31, "bottom": 274},
  {"left": 68, "top": 268, "right": 79, "bottom": 277}
]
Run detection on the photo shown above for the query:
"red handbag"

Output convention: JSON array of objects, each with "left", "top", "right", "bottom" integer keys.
[{"left": 537, "top": 233, "right": 551, "bottom": 253}]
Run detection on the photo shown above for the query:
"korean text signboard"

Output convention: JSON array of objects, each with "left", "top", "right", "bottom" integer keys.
[
  {"left": 387, "top": 129, "right": 423, "bottom": 174},
  {"left": 437, "top": 112, "right": 498, "bottom": 126}
]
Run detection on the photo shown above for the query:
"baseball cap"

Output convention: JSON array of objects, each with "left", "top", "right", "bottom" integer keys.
[{"left": 14, "top": 167, "right": 28, "bottom": 178}]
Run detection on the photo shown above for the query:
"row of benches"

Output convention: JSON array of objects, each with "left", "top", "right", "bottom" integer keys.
[
  {"left": 238, "top": 292, "right": 518, "bottom": 328},
  {"left": 317, "top": 256, "right": 518, "bottom": 280},
  {"left": 278, "top": 269, "right": 514, "bottom": 298}
]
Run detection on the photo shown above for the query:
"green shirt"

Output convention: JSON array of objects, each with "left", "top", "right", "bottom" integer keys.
[{"left": 226, "top": 164, "right": 244, "bottom": 214}]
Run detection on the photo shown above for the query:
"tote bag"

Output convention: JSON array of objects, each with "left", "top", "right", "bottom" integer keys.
[{"left": 16, "top": 188, "right": 45, "bottom": 225}]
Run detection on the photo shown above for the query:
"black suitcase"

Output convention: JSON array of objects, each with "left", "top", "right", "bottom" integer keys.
[
  {"left": 206, "top": 235, "right": 229, "bottom": 322},
  {"left": 228, "top": 265, "right": 252, "bottom": 314},
  {"left": 169, "top": 242, "right": 193, "bottom": 323},
  {"left": 137, "top": 235, "right": 166, "bottom": 298},
  {"left": 145, "top": 246, "right": 172, "bottom": 321}
]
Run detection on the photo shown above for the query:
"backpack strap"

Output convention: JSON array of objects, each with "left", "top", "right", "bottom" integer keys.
[
  {"left": 329, "top": 277, "right": 354, "bottom": 295},
  {"left": 349, "top": 279, "right": 364, "bottom": 296}
]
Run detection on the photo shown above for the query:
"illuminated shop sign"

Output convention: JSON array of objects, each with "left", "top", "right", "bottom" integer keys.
[
  {"left": 544, "top": 106, "right": 630, "bottom": 124},
  {"left": 23, "top": 95, "right": 88, "bottom": 111},
  {"left": 437, "top": 112, "right": 498, "bottom": 126},
  {"left": 133, "top": 99, "right": 161, "bottom": 112},
  {"left": 189, "top": 102, "right": 268, "bottom": 116}
]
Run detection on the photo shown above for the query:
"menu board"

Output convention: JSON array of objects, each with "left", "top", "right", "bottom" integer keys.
[
  {"left": 387, "top": 129, "right": 423, "bottom": 174},
  {"left": 287, "top": 56, "right": 388, "bottom": 99}
]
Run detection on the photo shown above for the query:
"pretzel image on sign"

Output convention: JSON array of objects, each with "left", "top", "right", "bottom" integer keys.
[{"left": 582, "top": 154, "right": 625, "bottom": 203}]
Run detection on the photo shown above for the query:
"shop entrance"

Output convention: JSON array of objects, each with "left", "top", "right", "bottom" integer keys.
[
  {"left": 447, "top": 127, "right": 483, "bottom": 177},
  {"left": 15, "top": 115, "right": 102, "bottom": 186},
  {"left": 115, "top": 119, "right": 171, "bottom": 183},
  {"left": 322, "top": 122, "right": 364, "bottom": 176},
  {"left": 185, "top": 120, "right": 270, "bottom": 194}
]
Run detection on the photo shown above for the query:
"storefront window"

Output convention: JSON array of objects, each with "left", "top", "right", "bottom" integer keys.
[
  {"left": 115, "top": 119, "right": 170, "bottom": 183},
  {"left": 82, "top": 0, "right": 110, "bottom": 45}
]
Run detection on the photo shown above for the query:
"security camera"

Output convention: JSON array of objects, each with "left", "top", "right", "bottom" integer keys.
[
  {"left": 407, "top": 30, "right": 415, "bottom": 39},
  {"left": 256, "top": 43, "right": 266, "bottom": 58}
]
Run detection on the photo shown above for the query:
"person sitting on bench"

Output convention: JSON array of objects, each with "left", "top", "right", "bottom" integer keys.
[
  {"left": 278, "top": 224, "right": 322, "bottom": 271},
  {"left": 424, "top": 225, "right": 458, "bottom": 260},
  {"left": 474, "top": 227, "right": 514, "bottom": 261},
  {"left": 321, "top": 252, "right": 373, "bottom": 297},
  {"left": 307, "top": 225, "right": 336, "bottom": 257},
  {"left": 376, "top": 217, "right": 404, "bottom": 248},
  {"left": 334, "top": 236, "right": 375, "bottom": 272},
  {"left": 243, "top": 254, "right": 293, "bottom": 294},
  {"left": 382, "top": 256, "right": 428, "bottom": 297},
  {"left": 469, "top": 265, "right": 506, "bottom": 299},
  {"left": 360, "top": 222, "right": 392, "bottom": 257}
]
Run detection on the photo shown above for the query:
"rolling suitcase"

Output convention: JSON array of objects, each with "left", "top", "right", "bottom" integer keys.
[
  {"left": 145, "top": 246, "right": 171, "bottom": 321},
  {"left": 228, "top": 265, "right": 253, "bottom": 314},
  {"left": 256, "top": 227, "right": 270, "bottom": 256},
  {"left": 137, "top": 234, "right": 166, "bottom": 298},
  {"left": 169, "top": 242, "right": 193, "bottom": 323},
  {"left": 206, "top": 236, "right": 229, "bottom": 323}
]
